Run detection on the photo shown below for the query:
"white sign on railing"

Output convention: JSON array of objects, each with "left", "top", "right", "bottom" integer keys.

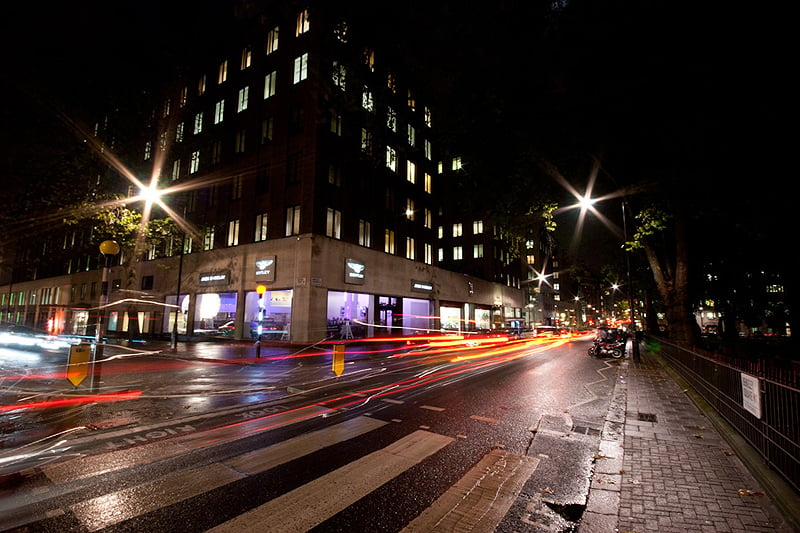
[{"left": 740, "top": 372, "right": 762, "bottom": 419}]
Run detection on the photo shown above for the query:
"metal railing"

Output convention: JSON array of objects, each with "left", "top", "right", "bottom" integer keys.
[{"left": 648, "top": 337, "right": 799, "bottom": 494}]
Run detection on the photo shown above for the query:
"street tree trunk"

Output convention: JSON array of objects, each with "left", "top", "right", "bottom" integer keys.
[{"left": 640, "top": 206, "right": 697, "bottom": 347}]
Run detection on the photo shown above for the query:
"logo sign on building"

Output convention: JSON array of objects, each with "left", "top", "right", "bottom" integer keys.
[
  {"left": 345, "top": 258, "right": 366, "bottom": 285},
  {"left": 255, "top": 256, "right": 276, "bottom": 281},
  {"left": 740, "top": 372, "right": 762, "bottom": 418},
  {"left": 411, "top": 280, "right": 434, "bottom": 293},
  {"left": 199, "top": 271, "right": 230, "bottom": 286}
]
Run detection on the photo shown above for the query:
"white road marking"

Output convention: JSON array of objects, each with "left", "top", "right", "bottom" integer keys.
[
  {"left": 208, "top": 430, "right": 455, "bottom": 533},
  {"left": 68, "top": 416, "right": 387, "bottom": 531}
]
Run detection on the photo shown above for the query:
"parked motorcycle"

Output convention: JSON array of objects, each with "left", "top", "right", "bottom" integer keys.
[{"left": 588, "top": 338, "right": 626, "bottom": 358}]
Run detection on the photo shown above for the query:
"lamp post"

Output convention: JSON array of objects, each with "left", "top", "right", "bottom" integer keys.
[
  {"left": 170, "top": 227, "right": 186, "bottom": 350},
  {"left": 621, "top": 201, "right": 641, "bottom": 361},
  {"left": 255, "top": 284, "right": 266, "bottom": 357},
  {"left": 92, "top": 239, "right": 120, "bottom": 391}
]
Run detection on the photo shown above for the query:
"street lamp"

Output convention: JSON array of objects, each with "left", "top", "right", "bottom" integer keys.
[
  {"left": 621, "top": 200, "right": 641, "bottom": 361},
  {"left": 92, "top": 239, "right": 120, "bottom": 391}
]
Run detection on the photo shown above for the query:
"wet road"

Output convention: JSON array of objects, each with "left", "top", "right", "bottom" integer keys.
[{"left": 1, "top": 335, "right": 621, "bottom": 531}]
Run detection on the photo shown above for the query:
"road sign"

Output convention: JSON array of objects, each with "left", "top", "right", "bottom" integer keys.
[
  {"left": 67, "top": 343, "right": 92, "bottom": 387},
  {"left": 332, "top": 344, "right": 345, "bottom": 376}
]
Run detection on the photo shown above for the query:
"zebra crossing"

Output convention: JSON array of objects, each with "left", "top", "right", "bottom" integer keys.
[{"left": 3, "top": 398, "right": 542, "bottom": 532}]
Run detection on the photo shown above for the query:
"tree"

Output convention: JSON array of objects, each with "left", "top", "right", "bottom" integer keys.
[{"left": 61, "top": 195, "right": 179, "bottom": 339}]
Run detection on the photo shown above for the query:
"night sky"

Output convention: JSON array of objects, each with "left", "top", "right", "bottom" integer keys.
[{"left": 2, "top": 1, "right": 793, "bottom": 275}]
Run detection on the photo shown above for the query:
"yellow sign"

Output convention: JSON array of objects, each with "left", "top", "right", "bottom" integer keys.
[
  {"left": 332, "top": 344, "right": 345, "bottom": 376},
  {"left": 67, "top": 344, "right": 92, "bottom": 387}
]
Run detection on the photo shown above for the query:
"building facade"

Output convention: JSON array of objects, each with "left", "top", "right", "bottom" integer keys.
[{"left": 1, "top": 3, "right": 526, "bottom": 343}]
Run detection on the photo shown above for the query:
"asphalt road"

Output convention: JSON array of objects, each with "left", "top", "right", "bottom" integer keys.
[{"left": 1, "top": 335, "right": 620, "bottom": 531}]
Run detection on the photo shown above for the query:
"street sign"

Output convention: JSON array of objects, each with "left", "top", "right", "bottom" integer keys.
[
  {"left": 332, "top": 344, "right": 345, "bottom": 376},
  {"left": 67, "top": 343, "right": 92, "bottom": 387}
]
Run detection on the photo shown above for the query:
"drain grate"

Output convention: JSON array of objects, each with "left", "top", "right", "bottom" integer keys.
[
  {"left": 572, "top": 425, "right": 601, "bottom": 436},
  {"left": 637, "top": 412, "right": 658, "bottom": 422}
]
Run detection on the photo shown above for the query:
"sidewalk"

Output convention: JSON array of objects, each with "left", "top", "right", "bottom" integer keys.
[{"left": 582, "top": 345, "right": 799, "bottom": 532}]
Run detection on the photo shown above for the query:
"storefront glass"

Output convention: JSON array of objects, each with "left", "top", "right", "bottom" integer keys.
[
  {"left": 440, "top": 305, "right": 462, "bottom": 332},
  {"left": 195, "top": 292, "right": 237, "bottom": 335},
  {"left": 327, "top": 290, "right": 371, "bottom": 338},
  {"left": 245, "top": 289, "right": 292, "bottom": 339},
  {"left": 163, "top": 294, "right": 190, "bottom": 335},
  {"left": 475, "top": 308, "right": 492, "bottom": 331}
]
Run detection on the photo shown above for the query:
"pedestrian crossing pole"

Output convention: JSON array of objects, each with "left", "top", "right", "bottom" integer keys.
[{"left": 255, "top": 284, "right": 266, "bottom": 358}]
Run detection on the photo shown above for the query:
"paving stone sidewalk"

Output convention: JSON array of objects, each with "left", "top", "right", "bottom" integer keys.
[{"left": 583, "top": 348, "right": 796, "bottom": 532}]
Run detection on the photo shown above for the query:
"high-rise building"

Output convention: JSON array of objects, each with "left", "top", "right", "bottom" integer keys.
[{"left": 1, "top": 3, "right": 526, "bottom": 342}]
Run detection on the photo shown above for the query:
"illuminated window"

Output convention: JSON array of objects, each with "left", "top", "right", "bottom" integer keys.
[
  {"left": 176, "top": 122, "right": 184, "bottom": 142},
  {"left": 179, "top": 86, "right": 188, "bottom": 107},
  {"left": 255, "top": 213, "right": 268, "bottom": 242},
  {"left": 266, "top": 27, "right": 279, "bottom": 54},
  {"left": 406, "top": 160, "right": 416, "bottom": 183},
  {"left": 241, "top": 47, "right": 251, "bottom": 69},
  {"left": 425, "top": 139, "right": 432, "bottom": 160},
  {"left": 144, "top": 141, "right": 152, "bottom": 160},
  {"left": 424, "top": 172, "right": 432, "bottom": 194},
  {"left": 227, "top": 220, "right": 240, "bottom": 246},
  {"left": 386, "top": 146, "right": 396, "bottom": 171},
  {"left": 406, "top": 237, "right": 415, "bottom": 260},
  {"left": 194, "top": 112, "right": 203, "bottom": 134},
  {"left": 424, "top": 106, "right": 432, "bottom": 127},
  {"left": 171, "top": 159, "right": 180, "bottom": 180},
  {"left": 237, "top": 87, "right": 249, "bottom": 112},
  {"left": 293, "top": 53, "right": 308, "bottom": 83},
  {"left": 407, "top": 125, "right": 415, "bottom": 147},
  {"left": 359, "top": 220, "right": 371, "bottom": 247},
  {"left": 407, "top": 89, "right": 415, "bottom": 111},
  {"left": 387, "top": 107, "right": 396, "bottom": 131},
  {"left": 362, "top": 87, "right": 373, "bottom": 112},
  {"left": 473, "top": 220, "right": 483, "bottom": 234},
  {"left": 364, "top": 48, "right": 375, "bottom": 71},
  {"left": 474, "top": 244, "right": 484, "bottom": 258},
  {"left": 387, "top": 72, "right": 397, "bottom": 93},
  {"left": 384, "top": 229, "right": 395, "bottom": 254},
  {"left": 204, "top": 226, "right": 215, "bottom": 250},
  {"left": 198, "top": 74, "right": 206, "bottom": 95},
  {"left": 406, "top": 199, "right": 415, "bottom": 220},
  {"left": 190, "top": 151, "right": 200, "bottom": 173},
  {"left": 453, "top": 223, "right": 463, "bottom": 237},
  {"left": 334, "top": 20, "right": 348, "bottom": 42},
  {"left": 162, "top": 99, "right": 171, "bottom": 118},
  {"left": 218, "top": 60, "right": 228, "bottom": 84},
  {"left": 214, "top": 100, "right": 224, "bottom": 124},
  {"left": 453, "top": 246, "right": 463, "bottom": 260},
  {"left": 361, "top": 128, "right": 372, "bottom": 153},
  {"left": 264, "top": 71, "right": 277, "bottom": 98},
  {"left": 326, "top": 208, "right": 342, "bottom": 239},
  {"left": 285, "top": 205, "right": 301, "bottom": 236},
  {"left": 452, "top": 156, "right": 462, "bottom": 170},
  {"left": 424, "top": 208, "right": 432, "bottom": 229},
  {"left": 296, "top": 9, "right": 310, "bottom": 36},
  {"left": 332, "top": 61, "right": 346, "bottom": 90},
  {"left": 424, "top": 243, "right": 432, "bottom": 265}
]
